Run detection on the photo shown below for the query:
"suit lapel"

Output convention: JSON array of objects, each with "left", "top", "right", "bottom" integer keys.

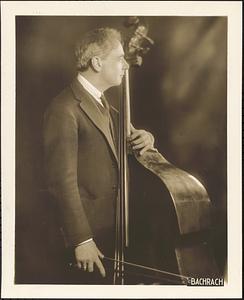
[
  {"left": 70, "top": 78, "right": 118, "bottom": 163},
  {"left": 109, "top": 106, "right": 119, "bottom": 155}
]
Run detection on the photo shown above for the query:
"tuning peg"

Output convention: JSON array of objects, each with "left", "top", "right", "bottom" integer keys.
[
  {"left": 129, "top": 56, "right": 142, "bottom": 67},
  {"left": 135, "top": 56, "right": 142, "bottom": 66},
  {"left": 124, "top": 16, "right": 139, "bottom": 27},
  {"left": 141, "top": 47, "right": 150, "bottom": 55},
  {"left": 136, "top": 29, "right": 154, "bottom": 45}
]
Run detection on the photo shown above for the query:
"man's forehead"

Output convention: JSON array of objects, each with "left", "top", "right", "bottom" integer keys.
[{"left": 109, "top": 42, "right": 125, "bottom": 56}]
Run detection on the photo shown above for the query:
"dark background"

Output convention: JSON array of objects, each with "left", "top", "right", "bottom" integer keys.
[{"left": 16, "top": 16, "right": 227, "bottom": 283}]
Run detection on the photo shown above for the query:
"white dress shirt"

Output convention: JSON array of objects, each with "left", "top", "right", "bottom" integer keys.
[{"left": 77, "top": 72, "right": 104, "bottom": 107}]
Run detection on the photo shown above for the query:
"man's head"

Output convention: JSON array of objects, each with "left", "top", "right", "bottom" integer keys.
[{"left": 75, "top": 28, "right": 129, "bottom": 90}]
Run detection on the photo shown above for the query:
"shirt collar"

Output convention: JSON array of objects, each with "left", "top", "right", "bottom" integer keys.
[{"left": 77, "top": 73, "right": 102, "bottom": 100}]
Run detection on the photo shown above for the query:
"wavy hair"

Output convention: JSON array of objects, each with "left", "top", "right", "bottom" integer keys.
[{"left": 75, "top": 28, "right": 122, "bottom": 72}]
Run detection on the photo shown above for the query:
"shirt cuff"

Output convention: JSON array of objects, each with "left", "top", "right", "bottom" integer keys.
[{"left": 76, "top": 238, "right": 93, "bottom": 247}]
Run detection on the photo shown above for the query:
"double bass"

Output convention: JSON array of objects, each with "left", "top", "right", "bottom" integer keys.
[{"left": 105, "top": 17, "right": 220, "bottom": 285}]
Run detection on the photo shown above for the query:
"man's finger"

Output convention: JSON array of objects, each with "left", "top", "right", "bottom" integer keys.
[
  {"left": 96, "top": 248, "right": 104, "bottom": 259},
  {"left": 88, "top": 261, "right": 94, "bottom": 272},
  {"left": 131, "top": 136, "right": 147, "bottom": 145},
  {"left": 139, "top": 145, "right": 150, "bottom": 156},
  {"left": 95, "top": 258, "right": 106, "bottom": 277},
  {"left": 77, "top": 261, "right": 82, "bottom": 269},
  {"left": 133, "top": 142, "right": 146, "bottom": 150},
  {"left": 129, "top": 131, "right": 141, "bottom": 141},
  {"left": 83, "top": 262, "right": 87, "bottom": 271}
]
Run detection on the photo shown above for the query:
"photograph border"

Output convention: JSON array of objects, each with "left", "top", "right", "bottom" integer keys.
[{"left": 1, "top": 1, "right": 242, "bottom": 298}]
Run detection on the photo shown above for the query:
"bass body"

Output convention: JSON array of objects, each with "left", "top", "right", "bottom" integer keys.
[{"left": 123, "top": 150, "right": 220, "bottom": 284}]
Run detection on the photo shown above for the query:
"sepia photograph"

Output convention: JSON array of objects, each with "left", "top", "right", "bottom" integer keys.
[{"left": 1, "top": 1, "right": 242, "bottom": 298}]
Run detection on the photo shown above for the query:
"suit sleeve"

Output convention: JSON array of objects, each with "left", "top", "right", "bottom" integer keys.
[{"left": 43, "top": 103, "right": 93, "bottom": 247}]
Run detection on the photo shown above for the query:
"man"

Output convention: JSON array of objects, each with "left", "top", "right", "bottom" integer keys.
[{"left": 43, "top": 27, "right": 154, "bottom": 284}]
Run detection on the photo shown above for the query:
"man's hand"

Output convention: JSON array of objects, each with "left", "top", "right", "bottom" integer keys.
[
  {"left": 74, "top": 240, "right": 106, "bottom": 277},
  {"left": 128, "top": 124, "right": 155, "bottom": 156}
]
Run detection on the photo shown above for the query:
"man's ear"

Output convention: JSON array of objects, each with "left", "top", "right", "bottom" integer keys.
[{"left": 90, "top": 56, "right": 102, "bottom": 72}]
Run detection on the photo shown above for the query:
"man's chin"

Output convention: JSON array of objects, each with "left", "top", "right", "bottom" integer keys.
[
  {"left": 112, "top": 79, "right": 122, "bottom": 87},
  {"left": 107, "top": 78, "right": 122, "bottom": 89},
  {"left": 118, "top": 77, "right": 124, "bottom": 85}
]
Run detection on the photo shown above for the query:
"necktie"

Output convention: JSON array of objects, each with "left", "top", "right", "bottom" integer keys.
[
  {"left": 100, "top": 94, "right": 110, "bottom": 112},
  {"left": 100, "top": 94, "right": 116, "bottom": 149}
]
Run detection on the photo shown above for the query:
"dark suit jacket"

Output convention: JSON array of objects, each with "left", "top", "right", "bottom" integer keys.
[{"left": 43, "top": 78, "right": 119, "bottom": 248}]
